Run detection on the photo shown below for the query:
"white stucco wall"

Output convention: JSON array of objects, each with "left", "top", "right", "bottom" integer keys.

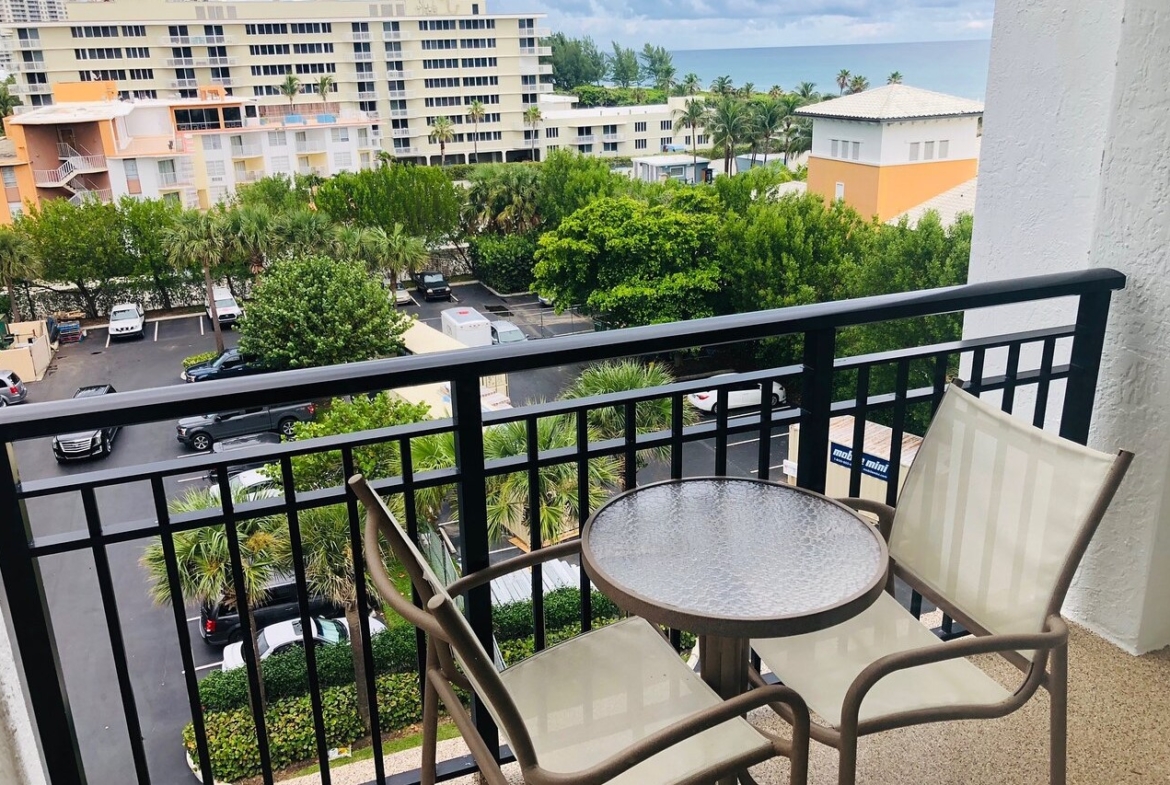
[
  {"left": 964, "top": 0, "right": 1170, "bottom": 653},
  {"left": 876, "top": 117, "right": 980, "bottom": 166},
  {"left": 809, "top": 118, "right": 883, "bottom": 165}
]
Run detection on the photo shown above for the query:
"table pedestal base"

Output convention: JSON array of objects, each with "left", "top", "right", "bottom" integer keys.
[{"left": 699, "top": 635, "right": 752, "bottom": 785}]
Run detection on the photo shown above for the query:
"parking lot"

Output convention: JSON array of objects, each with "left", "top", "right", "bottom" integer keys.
[{"left": 9, "top": 288, "right": 787, "bottom": 784}]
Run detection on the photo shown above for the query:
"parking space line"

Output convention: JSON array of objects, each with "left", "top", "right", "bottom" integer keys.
[
  {"left": 187, "top": 615, "right": 200, "bottom": 622},
  {"left": 749, "top": 463, "right": 788, "bottom": 475},
  {"left": 187, "top": 662, "right": 222, "bottom": 674},
  {"left": 153, "top": 321, "right": 159, "bottom": 341},
  {"left": 104, "top": 331, "right": 110, "bottom": 349},
  {"left": 199, "top": 317, "right": 204, "bottom": 336},
  {"left": 727, "top": 433, "right": 788, "bottom": 447}
]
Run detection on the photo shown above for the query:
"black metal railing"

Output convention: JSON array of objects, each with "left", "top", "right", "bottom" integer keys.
[{"left": 0, "top": 268, "right": 1124, "bottom": 785}]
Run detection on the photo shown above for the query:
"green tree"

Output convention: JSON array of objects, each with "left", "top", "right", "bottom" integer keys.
[
  {"left": 23, "top": 198, "right": 133, "bottom": 318},
  {"left": 706, "top": 95, "right": 751, "bottom": 175},
  {"left": 466, "top": 99, "right": 486, "bottom": 164},
  {"left": 836, "top": 69, "right": 851, "bottom": 95},
  {"left": 608, "top": 42, "right": 640, "bottom": 88},
  {"left": 796, "top": 82, "right": 820, "bottom": 103},
  {"left": 238, "top": 255, "right": 409, "bottom": 370},
  {"left": 269, "top": 208, "right": 338, "bottom": 261},
  {"left": 638, "top": 44, "right": 675, "bottom": 91},
  {"left": 535, "top": 149, "right": 624, "bottom": 230},
  {"left": 887, "top": 71, "right": 903, "bottom": 85},
  {"left": 0, "top": 80, "right": 22, "bottom": 124},
  {"left": 223, "top": 203, "right": 275, "bottom": 275},
  {"left": 381, "top": 223, "right": 428, "bottom": 289},
  {"left": 545, "top": 33, "right": 607, "bottom": 90},
  {"left": 523, "top": 105, "right": 542, "bottom": 158},
  {"left": 279, "top": 74, "right": 301, "bottom": 109},
  {"left": 468, "top": 232, "right": 538, "bottom": 293},
  {"left": 848, "top": 74, "right": 870, "bottom": 94},
  {"left": 680, "top": 72, "right": 702, "bottom": 96},
  {"left": 235, "top": 174, "right": 310, "bottom": 213},
  {"left": 119, "top": 196, "right": 182, "bottom": 311},
  {"left": 749, "top": 97, "right": 787, "bottom": 167},
  {"left": 161, "top": 208, "right": 229, "bottom": 353},
  {"left": 0, "top": 224, "right": 38, "bottom": 322},
  {"left": 428, "top": 116, "right": 455, "bottom": 166},
  {"left": 316, "top": 74, "right": 334, "bottom": 105},
  {"left": 140, "top": 486, "right": 284, "bottom": 708},
  {"left": 463, "top": 164, "right": 542, "bottom": 235},
  {"left": 709, "top": 75, "right": 734, "bottom": 95},
  {"left": 313, "top": 166, "right": 461, "bottom": 246},
  {"left": 673, "top": 98, "right": 708, "bottom": 173}
]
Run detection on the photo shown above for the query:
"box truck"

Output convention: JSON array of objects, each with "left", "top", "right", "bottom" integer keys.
[{"left": 440, "top": 307, "right": 492, "bottom": 347}]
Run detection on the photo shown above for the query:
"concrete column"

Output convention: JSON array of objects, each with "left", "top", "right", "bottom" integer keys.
[{"left": 965, "top": 0, "right": 1170, "bottom": 653}]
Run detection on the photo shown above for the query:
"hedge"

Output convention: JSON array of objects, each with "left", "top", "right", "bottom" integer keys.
[
  {"left": 467, "top": 233, "right": 538, "bottom": 294},
  {"left": 182, "top": 350, "right": 219, "bottom": 369},
  {"left": 491, "top": 587, "right": 620, "bottom": 641}
]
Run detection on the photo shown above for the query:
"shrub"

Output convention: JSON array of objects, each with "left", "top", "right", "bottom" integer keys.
[
  {"left": 468, "top": 233, "right": 539, "bottom": 294},
  {"left": 492, "top": 587, "right": 619, "bottom": 641},
  {"left": 181, "top": 350, "right": 218, "bottom": 369}
]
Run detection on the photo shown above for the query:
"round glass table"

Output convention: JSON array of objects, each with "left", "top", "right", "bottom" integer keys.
[{"left": 582, "top": 477, "right": 888, "bottom": 703}]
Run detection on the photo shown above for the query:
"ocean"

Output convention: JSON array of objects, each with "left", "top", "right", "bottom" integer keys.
[{"left": 669, "top": 39, "right": 992, "bottom": 101}]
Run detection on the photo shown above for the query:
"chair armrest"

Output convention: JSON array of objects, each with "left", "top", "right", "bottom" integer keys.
[
  {"left": 840, "top": 615, "right": 1069, "bottom": 729},
  {"left": 561, "top": 684, "right": 809, "bottom": 785},
  {"left": 834, "top": 497, "right": 895, "bottom": 542},
  {"left": 445, "top": 539, "right": 582, "bottom": 598}
]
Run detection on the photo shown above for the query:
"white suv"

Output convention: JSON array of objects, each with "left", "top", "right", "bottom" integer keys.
[
  {"left": 207, "top": 286, "right": 244, "bottom": 328},
  {"left": 107, "top": 303, "right": 145, "bottom": 339}
]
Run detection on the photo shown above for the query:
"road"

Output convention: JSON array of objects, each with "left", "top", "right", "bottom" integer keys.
[{"left": 11, "top": 291, "right": 794, "bottom": 784}]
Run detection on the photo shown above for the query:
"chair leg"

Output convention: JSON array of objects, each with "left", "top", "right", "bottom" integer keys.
[
  {"left": 422, "top": 648, "right": 441, "bottom": 785},
  {"left": 1050, "top": 641, "right": 1068, "bottom": 785},
  {"left": 837, "top": 724, "right": 858, "bottom": 785}
]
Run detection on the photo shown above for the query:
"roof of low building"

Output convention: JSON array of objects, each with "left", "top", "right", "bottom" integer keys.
[
  {"left": 889, "top": 177, "right": 978, "bottom": 228},
  {"left": 795, "top": 84, "right": 984, "bottom": 122},
  {"left": 632, "top": 154, "right": 710, "bottom": 166}
]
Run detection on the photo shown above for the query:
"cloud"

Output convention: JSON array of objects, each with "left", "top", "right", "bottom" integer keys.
[{"left": 491, "top": 0, "right": 994, "bottom": 49}]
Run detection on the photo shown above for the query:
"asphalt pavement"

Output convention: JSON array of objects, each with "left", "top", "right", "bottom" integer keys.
[{"left": 9, "top": 293, "right": 792, "bottom": 784}]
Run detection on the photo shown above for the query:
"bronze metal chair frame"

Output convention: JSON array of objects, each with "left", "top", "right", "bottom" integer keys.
[{"left": 350, "top": 475, "right": 814, "bottom": 785}]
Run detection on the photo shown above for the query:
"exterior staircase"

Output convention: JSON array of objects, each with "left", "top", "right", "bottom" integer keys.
[{"left": 33, "top": 143, "right": 107, "bottom": 188}]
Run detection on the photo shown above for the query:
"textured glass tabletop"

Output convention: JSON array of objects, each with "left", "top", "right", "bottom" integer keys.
[{"left": 582, "top": 478, "right": 887, "bottom": 637}]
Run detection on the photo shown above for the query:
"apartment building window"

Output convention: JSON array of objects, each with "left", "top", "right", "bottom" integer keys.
[
  {"left": 547, "top": 145, "right": 559, "bottom": 152},
  {"left": 28, "top": 95, "right": 53, "bottom": 106},
  {"left": 660, "top": 137, "right": 672, "bottom": 147},
  {"left": 388, "top": 79, "right": 406, "bottom": 92},
  {"left": 251, "top": 64, "right": 291, "bottom": 76},
  {"left": 459, "top": 19, "right": 495, "bottom": 29},
  {"left": 635, "top": 138, "right": 647, "bottom": 150},
  {"left": 697, "top": 134, "right": 708, "bottom": 145},
  {"left": 422, "top": 40, "right": 457, "bottom": 50},
  {"left": 75, "top": 48, "right": 122, "bottom": 60},
  {"left": 71, "top": 26, "right": 118, "bottom": 38},
  {"left": 521, "top": 93, "right": 538, "bottom": 104},
  {"left": 463, "top": 94, "right": 498, "bottom": 105},
  {"left": 578, "top": 126, "right": 592, "bottom": 136},
  {"left": 168, "top": 25, "right": 189, "bottom": 37},
  {"left": 245, "top": 24, "right": 288, "bottom": 35},
  {"left": 121, "top": 25, "right": 145, "bottom": 37},
  {"left": 419, "top": 20, "right": 456, "bottom": 30},
  {"left": 295, "top": 63, "right": 337, "bottom": 75},
  {"left": 603, "top": 124, "right": 617, "bottom": 135},
  {"left": 659, "top": 120, "right": 672, "bottom": 131},
  {"left": 578, "top": 144, "right": 592, "bottom": 153},
  {"left": 461, "top": 57, "right": 497, "bottom": 68},
  {"left": 938, "top": 140, "right": 949, "bottom": 158},
  {"left": 205, "top": 25, "right": 224, "bottom": 38},
  {"left": 471, "top": 3, "right": 479, "bottom": 13},
  {"left": 334, "top": 151, "right": 353, "bottom": 168},
  {"left": 254, "top": 85, "right": 280, "bottom": 96},
  {"left": 831, "top": 140, "right": 839, "bottom": 157},
  {"left": 122, "top": 158, "right": 140, "bottom": 194},
  {"left": 118, "top": 89, "right": 156, "bottom": 99},
  {"left": 634, "top": 121, "right": 647, "bottom": 133},
  {"left": 385, "top": 41, "right": 403, "bottom": 53},
  {"left": 524, "top": 129, "right": 537, "bottom": 141},
  {"left": 425, "top": 96, "right": 461, "bottom": 107},
  {"left": 250, "top": 44, "right": 290, "bottom": 56},
  {"left": 202, "top": 135, "right": 222, "bottom": 151},
  {"left": 210, "top": 66, "right": 230, "bottom": 80},
  {"left": 684, "top": 136, "right": 690, "bottom": 145},
  {"left": 293, "top": 43, "right": 334, "bottom": 54},
  {"left": 459, "top": 38, "right": 495, "bottom": 49},
  {"left": 483, "top": 113, "right": 500, "bottom": 122},
  {"left": 80, "top": 69, "right": 126, "bottom": 81},
  {"left": 923, "top": 140, "right": 935, "bottom": 160},
  {"left": 268, "top": 130, "right": 287, "bottom": 146},
  {"left": 464, "top": 76, "right": 498, "bottom": 86},
  {"left": 270, "top": 155, "right": 291, "bottom": 172},
  {"left": 26, "top": 72, "right": 46, "bottom": 86},
  {"left": 520, "top": 74, "right": 536, "bottom": 86},
  {"left": 206, "top": 160, "right": 226, "bottom": 179},
  {"left": 172, "top": 46, "right": 193, "bottom": 60},
  {"left": 175, "top": 107, "right": 221, "bottom": 131},
  {"left": 384, "top": 21, "right": 400, "bottom": 32},
  {"left": 354, "top": 42, "right": 372, "bottom": 56},
  {"left": 291, "top": 23, "right": 332, "bottom": 34},
  {"left": 545, "top": 127, "right": 558, "bottom": 138},
  {"left": 330, "top": 128, "right": 350, "bottom": 142},
  {"left": 360, "top": 100, "right": 377, "bottom": 112},
  {"left": 352, "top": 21, "right": 369, "bottom": 32},
  {"left": 175, "top": 67, "right": 195, "bottom": 81},
  {"left": 423, "top": 59, "right": 459, "bottom": 69},
  {"left": 603, "top": 142, "right": 618, "bottom": 152},
  {"left": 125, "top": 47, "right": 149, "bottom": 58},
  {"left": 425, "top": 78, "right": 459, "bottom": 88},
  {"left": 355, "top": 62, "right": 373, "bottom": 75},
  {"left": 1, "top": 168, "right": 16, "bottom": 189},
  {"left": 851, "top": 141, "right": 860, "bottom": 160},
  {"left": 426, "top": 115, "right": 464, "bottom": 125},
  {"left": 908, "top": 142, "right": 919, "bottom": 161}
]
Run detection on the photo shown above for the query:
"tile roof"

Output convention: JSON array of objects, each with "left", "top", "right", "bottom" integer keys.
[{"left": 795, "top": 84, "right": 984, "bottom": 122}]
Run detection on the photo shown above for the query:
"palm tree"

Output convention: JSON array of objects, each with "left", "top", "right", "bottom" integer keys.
[
  {"left": 781, "top": 116, "right": 813, "bottom": 165},
  {"left": 335, "top": 225, "right": 385, "bottom": 275},
  {"left": 279, "top": 74, "right": 302, "bottom": 111},
  {"left": 271, "top": 208, "right": 338, "bottom": 259},
  {"left": 562, "top": 360, "right": 696, "bottom": 484},
  {"left": 836, "top": 69, "right": 851, "bottom": 95},
  {"left": 428, "top": 116, "right": 455, "bottom": 166},
  {"left": 796, "top": 82, "right": 819, "bottom": 103},
  {"left": 0, "top": 225, "right": 38, "bottom": 323},
  {"left": 272, "top": 503, "right": 381, "bottom": 730},
  {"left": 768, "top": 85, "right": 784, "bottom": 99},
  {"left": 752, "top": 97, "right": 788, "bottom": 167},
  {"left": 466, "top": 99, "right": 486, "bottom": 164},
  {"left": 739, "top": 82, "right": 756, "bottom": 98},
  {"left": 223, "top": 203, "right": 274, "bottom": 275},
  {"left": 887, "top": 71, "right": 903, "bottom": 85},
  {"left": 0, "top": 81, "right": 21, "bottom": 123},
  {"left": 482, "top": 415, "right": 619, "bottom": 545},
  {"left": 140, "top": 486, "right": 284, "bottom": 708},
  {"left": 523, "top": 105, "right": 542, "bottom": 157},
  {"left": 376, "top": 149, "right": 395, "bottom": 168},
  {"left": 672, "top": 98, "right": 707, "bottom": 175},
  {"left": 847, "top": 74, "right": 870, "bottom": 94},
  {"left": 709, "top": 75, "right": 734, "bottom": 96},
  {"left": 316, "top": 74, "right": 335, "bottom": 107},
  {"left": 655, "top": 64, "right": 677, "bottom": 94},
  {"left": 706, "top": 95, "right": 751, "bottom": 175},
  {"left": 381, "top": 223, "right": 428, "bottom": 289},
  {"left": 680, "top": 72, "right": 701, "bottom": 96},
  {"left": 162, "top": 209, "right": 228, "bottom": 354}
]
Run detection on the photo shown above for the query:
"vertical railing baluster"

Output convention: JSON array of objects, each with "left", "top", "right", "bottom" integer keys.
[
  {"left": 623, "top": 400, "right": 637, "bottom": 490},
  {"left": 670, "top": 392, "right": 684, "bottom": 480},
  {"left": 848, "top": 366, "right": 870, "bottom": 498},
  {"left": 527, "top": 416, "right": 545, "bottom": 652},
  {"left": 796, "top": 328, "right": 836, "bottom": 494},
  {"left": 150, "top": 476, "right": 213, "bottom": 785},
  {"left": 714, "top": 387, "right": 729, "bottom": 476},
  {"left": 79, "top": 486, "right": 150, "bottom": 785},
  {"left": 931, "top": 353, "right": 949, "bottom": 413},
  {"left": 1034, "top": 338, "right": 1057, "bottom": 428},
  {"left": 968, "top": 348, "right": 986, "bottom": 395},
  {"left": 451, "top": 370, "right": 499, "bottom": 759},
  {"left": 884, "top": 360, "right": 910, "bottom": 508},
  {"left": 279, "top": 457, "right": 332, "bottom": 784},
  {"left": 342, "top": 444, "right": 385, "bottom": 783},
  {"left": 1061, "top": 291, "right": 1113, "bottom": 445},
  {"left": 0, "top": 443, "right": 88, "bottom": 785},
  {"left": 395, "top": 435, "right": 428, "bottom": 717},
  {"left": 756, "top": 377, "right": 774, "bottom": 480},
  {"left": 576, "top": 411, "right": 592, "bottom": 633},
  {"left": 1001, "top": 343, "right": 1021, "bottom": 414}
]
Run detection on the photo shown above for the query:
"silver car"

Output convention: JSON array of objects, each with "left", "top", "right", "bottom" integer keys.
[{"left": 0, "top": 369, "right": 27, "bottom": 407}]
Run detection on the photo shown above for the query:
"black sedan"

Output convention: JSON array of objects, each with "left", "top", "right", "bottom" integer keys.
[{"left": 181, "top": 349, "right": 266, "bottom": 383}]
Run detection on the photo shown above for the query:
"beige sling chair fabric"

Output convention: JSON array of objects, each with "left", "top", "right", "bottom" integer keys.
[
  {"left": 349, "top": 476, "right": 812, "bottom": 785},
  {"left": 750, "top": 383, "right": 1133, "bottom": 785}
]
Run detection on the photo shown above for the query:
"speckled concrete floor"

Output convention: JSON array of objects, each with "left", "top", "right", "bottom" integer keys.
[{"left": 285, "top": 622, "right": 1170, "bottom": 785}]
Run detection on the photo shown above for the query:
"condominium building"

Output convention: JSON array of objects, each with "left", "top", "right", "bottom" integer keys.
[
  {"left": 0, "top": 0, "right": 552, "bottom": 164},
  {"left": 533, "top": 95, "right": 710, "bottom": 161},
  {"left": 0, "top": 80, "right": 379, "bottom": 221}
]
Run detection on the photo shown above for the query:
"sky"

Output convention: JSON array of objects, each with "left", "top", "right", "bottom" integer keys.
[{"left": 490, "top": 0, "right": 995, "bottom": 51}]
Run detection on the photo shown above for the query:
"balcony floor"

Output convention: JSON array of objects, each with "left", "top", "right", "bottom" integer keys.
[{"left": 288, "top": 622, "right": 1169, "bottom": 785}]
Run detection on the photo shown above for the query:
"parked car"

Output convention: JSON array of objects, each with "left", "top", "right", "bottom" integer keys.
[
  {"left": 686, "top": 374, "right": 787, "bottom": 414},
  {"left": 199, "top": 574, "right": 348, "bottom": 646},
  {"left": 221, "top": 614, "right": 387, "bottom": 670},
  {"left": 393, "top": 280, "right": 413, "bottom": 305},
  {"left": 177, "top": 401, "right": 317, "bottom": 451},
  {"left": 537, "top": 294, "right": 554, "bottom": 307},
  {"left": 107, "top": 303, "right": 145, "bottom": 339},
  {"left": 490, "top": 320, "right": 527, "bottom": 345},
  {"left": 205, "top": 432, "right": 282, "bottom": 485},
  {"left": 51, "top": 385, "right": 120, "bottom": 461},
  {"left": 207, "top": 286, "right": 244, "bottom": 329},
  {"left": 211, "top": 468, "right": 280, "bottom": 501},
  {"left": 412, "top": 270, "right": 452, "bottom": 301},
  {"left": 181, "top": 348, "right": 266, "bottom": 383},
  {"left": 0, "top": 370, "right": 27, "bottom": 407}
]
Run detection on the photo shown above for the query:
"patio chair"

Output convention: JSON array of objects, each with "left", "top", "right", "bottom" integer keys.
[
  {"left": 749, "top": 383, "right": 1133, "bottom": 785},
  {"left": 349, "top": 475, "right": 812, "bottom": 785}
]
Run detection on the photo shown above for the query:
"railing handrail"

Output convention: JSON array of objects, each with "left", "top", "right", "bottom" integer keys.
[{"left": 0, "top": 269, "right": 1125, "bottom": 441}]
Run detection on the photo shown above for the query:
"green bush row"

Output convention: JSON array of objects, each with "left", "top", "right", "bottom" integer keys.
[
  {"left": 186, "top": 672, "right": 421, "bottom": 783},
  {"left": 468, "top": 233, "right": 538, "bottom": 294},
  {"left": 181, "top": 350, "right": 219, "bottom": 369},
  {"left": 491, "top": 587, "right": 620, "bottom": 641}
]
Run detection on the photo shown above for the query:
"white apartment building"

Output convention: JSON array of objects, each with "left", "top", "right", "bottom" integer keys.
[
  {"left": 533, "top": 95, "right": 709, "bottom": 160},
  {"left": 0, "top": 0, "right": 553, "bottom": 164}
]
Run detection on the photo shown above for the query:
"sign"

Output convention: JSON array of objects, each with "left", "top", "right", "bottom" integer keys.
[{"left": 829, "top": 442, "right": 890, "bottom": 482}]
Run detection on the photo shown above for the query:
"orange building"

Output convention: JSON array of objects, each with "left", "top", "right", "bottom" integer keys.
[{"left": 795, "top": 85, "right": 983, "bottom": 222}]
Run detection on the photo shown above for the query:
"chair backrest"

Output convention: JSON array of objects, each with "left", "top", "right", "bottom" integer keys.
[
  {"left": 347, "top": 476, "right": 539, "bottom": 767},
  {"left": 889, "top": 384, "right": 1130, "bottom": 645}
]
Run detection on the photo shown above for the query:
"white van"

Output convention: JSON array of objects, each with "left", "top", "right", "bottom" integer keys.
[
  {"left": 207, "top": 286, "right": 244, "bottom": 328},
  {"left": 440, "top": 307, "right": 492, "bottom": 347}
]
